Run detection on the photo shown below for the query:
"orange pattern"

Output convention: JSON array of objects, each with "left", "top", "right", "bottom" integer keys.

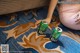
[
  {"left": 4, "top": 22, "right": 36, "bottom": 39},
  {"left": 18, "top": 32, "right": 63, "bottom": 53}
]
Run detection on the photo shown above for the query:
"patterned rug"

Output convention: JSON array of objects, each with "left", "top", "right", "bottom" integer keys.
[{"left": 0, "top": 7, "right": 80, "bottom": 53}]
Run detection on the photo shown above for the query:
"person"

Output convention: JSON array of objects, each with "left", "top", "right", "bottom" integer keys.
[
  {"left": 36, "top": 0, "right": 80, "bottom": 30},
  {"left": 58, "top": 1, "right": 80, "bottom": 30}
]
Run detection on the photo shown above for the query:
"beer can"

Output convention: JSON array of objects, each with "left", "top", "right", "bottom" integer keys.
[
  {"left": 51, "top": 27, "right": 62, "bottom": 42},
  {"left": 38, "top": 21, "right": 48, "bottom": 34}
]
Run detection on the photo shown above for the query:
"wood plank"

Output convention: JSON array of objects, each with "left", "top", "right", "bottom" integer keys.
[{"left": 0, "top": 0, "right": 49, "bottom": 15}]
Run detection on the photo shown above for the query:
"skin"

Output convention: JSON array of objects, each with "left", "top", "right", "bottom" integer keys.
[
  {"left": 36, "top": 0, "right": 58, "bottom": 24},
  {"left": 36, "top": 0, "right": 80, "bottom": 30},
  {"left": 45, "top": 0, "right": 58, "bottom": 24},
  {"left": 58, "top": 4, "right": 80, "bottom": 30}
]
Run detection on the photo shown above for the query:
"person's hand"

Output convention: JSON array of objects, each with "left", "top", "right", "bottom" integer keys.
[
  {"left": 35, "top": 18, "right": 51, "bottom": 26},
  {"left": 44, "top": 18, "right": 51, "bottom": 24}
]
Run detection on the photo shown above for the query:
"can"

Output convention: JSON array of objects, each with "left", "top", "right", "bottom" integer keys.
[
  {"left": 51, "top": 27, "right": 62, "bottom": 42},
  {"left": 38, "top": 21, "right": 48, "bottom": 34}
]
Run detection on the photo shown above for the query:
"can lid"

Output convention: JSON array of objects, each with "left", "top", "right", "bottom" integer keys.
[{"left": 55, "top": 27, "right": 62, "bottom": 32}]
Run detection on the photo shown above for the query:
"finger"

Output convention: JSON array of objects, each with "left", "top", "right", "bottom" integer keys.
[{"left": 35, "top": 20, "right": 41, "bottom": 25}]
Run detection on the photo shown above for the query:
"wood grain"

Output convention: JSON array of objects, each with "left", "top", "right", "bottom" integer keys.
[{"left": 0, "top": 0, "right": 49, "bottom": 15}]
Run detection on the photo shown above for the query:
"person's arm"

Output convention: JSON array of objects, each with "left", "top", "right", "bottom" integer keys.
[
  {"left": 35, "top": 0, "right": 58, "bottom": 25},
  {"left": 45, "top": 0, "right": 58, "bottom": 24}
]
